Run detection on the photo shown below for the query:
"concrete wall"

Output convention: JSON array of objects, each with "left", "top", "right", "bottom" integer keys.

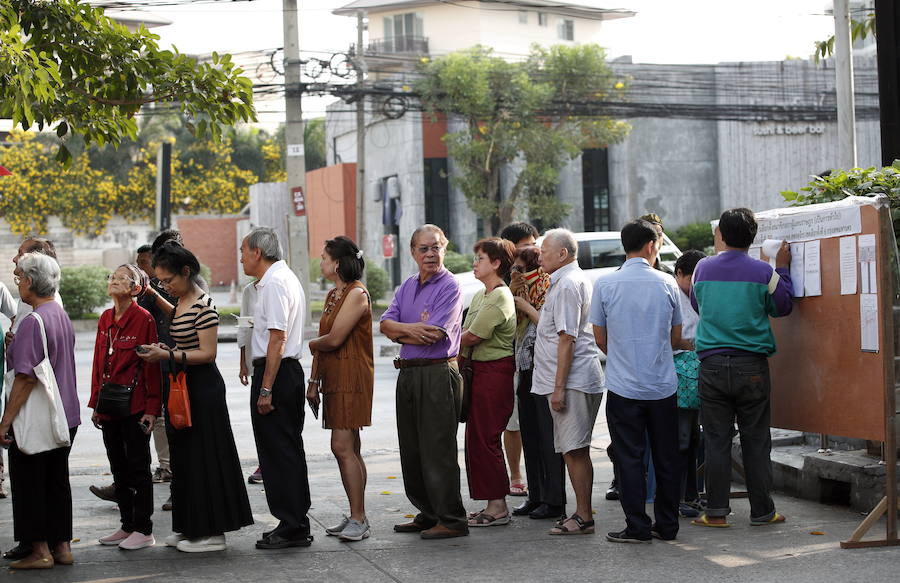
[{"left": 306, "top": 163, "right": 357, "bottom": 254}]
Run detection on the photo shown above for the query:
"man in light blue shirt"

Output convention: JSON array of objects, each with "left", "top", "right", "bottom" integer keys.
[{"left": 590, "top": 219, "right": 685, "bottom": 544}]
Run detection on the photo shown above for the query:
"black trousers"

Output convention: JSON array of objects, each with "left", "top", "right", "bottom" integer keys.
[
  {"left": 102, "top": 413, "right": 153, "bottom": 534},
  {"left": 251, "top": 358, "right": 311, "bottom": 535},
  {"left": 677, "top": 408, "right": 701, "bottom": 502},
  {"left": 606, "top": 392, "right": 680, "bottom": 539},
  {"left": 10, "top": 427, "right": 77, "bottom": 544},
  {"left": 516, "top": 369, "right": 566, "bottom": 507},
  {"left": 699, "top": 354, "right": 776, "bottom": 521}
]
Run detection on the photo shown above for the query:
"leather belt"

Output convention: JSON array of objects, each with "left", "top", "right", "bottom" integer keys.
[
  {"left": 252, "top": 357, "right": 299, "bottom": 368},
  {"left": 393, "top": 356, "right": 457, "bottom": 370}
]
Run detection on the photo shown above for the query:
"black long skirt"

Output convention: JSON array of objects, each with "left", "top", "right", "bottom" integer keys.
[{"left": 168, "top": 363, "right": 253, "bottom": 538}]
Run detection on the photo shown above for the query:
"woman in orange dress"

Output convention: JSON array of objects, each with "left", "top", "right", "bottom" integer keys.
[{"left": 306, "top": 236, "right": 374, "bottom": 542}]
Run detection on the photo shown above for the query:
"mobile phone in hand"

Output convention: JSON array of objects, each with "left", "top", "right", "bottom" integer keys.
[
  {"left": 134, "top": 345, "right": 150, "bottom": 353},
  {"left": 139, "top": 419, "right": 152, "bottom": 434}
]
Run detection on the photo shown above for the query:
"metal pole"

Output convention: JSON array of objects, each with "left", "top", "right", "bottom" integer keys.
[
  {"left": 834, "top": 0, "right": 858, "bottom": 169},
  {"left": 155, "top": 142, "right": 172, "bottom": 231},
  {"left": 355, "top": 10, "right": 367, "bottom": 263},
  {"left": 283, "top": 0, "right": 311, "bottom": 321}
]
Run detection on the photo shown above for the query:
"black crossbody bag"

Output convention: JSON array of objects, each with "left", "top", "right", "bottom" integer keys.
[{"left": 96, "top": 328, "right": 142, "bottom": 419}]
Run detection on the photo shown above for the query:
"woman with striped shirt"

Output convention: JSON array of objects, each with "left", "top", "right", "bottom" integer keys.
[{"left": 137, "top": 242, "right": 252, "bottom": 553}]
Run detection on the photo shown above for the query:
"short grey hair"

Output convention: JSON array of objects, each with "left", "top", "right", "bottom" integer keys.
[
  {"left": 18, "top": 252, "right": 61, "bottom": 298},
  {"left": 543, "top": 228, "right": 578, "bottom": 257},
  {"left": 245, "top": 227, "right": 283, "bottom": 261},
  {"left": 409, "top": 224, "right": 449, "bottom": 249}
]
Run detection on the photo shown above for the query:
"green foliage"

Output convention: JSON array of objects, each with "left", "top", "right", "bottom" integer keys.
[
  {"left": 199, "top": 263, "right": 212, "bottom": 286},
  {"left": 0, "top": 0, "right": 255, "bottom": 162},
  {"left": 781, "top": 162, "right": 900, "bottom": 244},
  {"left": 59, "top": 266, "right": 110, "bottom": 319},
  {"left": 365, "top": 264, "right": 390, "bottom": 301},
  {"left": 217, "top": 306, "right": 240, "bottom": 321},
  {"left": 416, "top": 44, "right": 630, "bottom": 233},
  {"left": 671, "top": 221, "right": 716, "bottom": 252},
  {"left": 444, "top": 250, "right": 474, "bottom": 274},
  {"left": 304, "top": 118, "right": 327, "bottom": 172},
  {"left": 814, "top": 12, "right": 876, "bottom": 62}
]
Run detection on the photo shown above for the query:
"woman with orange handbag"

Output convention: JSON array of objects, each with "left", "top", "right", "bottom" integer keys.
[{"left": 137, "top": 242, "right": 252, "bottom": 553}]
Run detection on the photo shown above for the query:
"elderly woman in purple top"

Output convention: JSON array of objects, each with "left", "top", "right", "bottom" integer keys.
[
  {"left": 380, "top": 224, "right": 468, "bottom": 540},
  {"left": 0, "top": 252, "right": 79, "bottom": 570}
]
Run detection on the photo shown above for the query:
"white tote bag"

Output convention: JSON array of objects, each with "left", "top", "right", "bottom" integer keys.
[{"left": 3, "top": 312, "right": 71, "bottom": 455}]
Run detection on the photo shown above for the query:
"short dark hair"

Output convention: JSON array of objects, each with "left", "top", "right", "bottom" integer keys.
[
  {"left": 324, "top": 236, "right": 364, "bottom": 283},
  {"left": 621, "top": 219, "right": 659, "bottom": 253},
  {"left": 514, "top": 246, "right": 541, "bottom": 272},
  {"left": 718, "top": 208, "right": 757, "bottom": 248},
  {"left": 499, "top": 222, "right": 539, "bottom": 245},
  {"left": 137, "top": 244, "right": 152, "bottom": 255},
  {"left": 22, "top": 237, "right": 57, "bottom": 260},
  {"left": 674, "top": 250, "right": 706, "bottom": 277},
  {"left": 151, "top": 229, "right": 183, "bottom": 254},
  {"left": 473, "top": 237, "right": 516, "bottom": 279},
  {"left": 152, "top": 241, "right": 201, "bottom": 284}
]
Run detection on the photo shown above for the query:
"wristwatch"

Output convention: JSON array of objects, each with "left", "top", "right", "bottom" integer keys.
[{"left": 259, "top": 387, "right": 272, "bottom": 398}]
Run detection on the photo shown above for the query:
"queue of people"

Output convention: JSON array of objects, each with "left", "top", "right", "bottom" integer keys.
[{"left": 0, "top": 207, "right": 792, "bottom": 569}]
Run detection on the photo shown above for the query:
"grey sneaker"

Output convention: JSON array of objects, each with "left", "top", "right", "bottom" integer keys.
[
  {"left": 325, "top": 515, "right": 350, "bottom": 536},
  {"left": 338, "top": 519, "right": 370, "bottom": 542}
]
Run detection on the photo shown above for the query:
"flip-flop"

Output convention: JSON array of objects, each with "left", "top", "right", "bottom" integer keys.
[
  {"left": 549, "top": 514, "right": 595, "bottom": 535},
  {"left": 509, "top": 483, "right": 528, "bottom": 496},
  {"left": 468, "top": 512, "right": 511, "bottom": 527},
  {"left": 750, "top": 512, "right": 786, "bottom": 526},
  {"left": 691, "top": 514, "right": 731, "bottom": 528}
]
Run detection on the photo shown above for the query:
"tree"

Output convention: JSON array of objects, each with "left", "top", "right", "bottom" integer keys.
[
  {"left": 813, "top": 11, "right": 876, "bottom": 62},
  {"left": 416, "top": 44, "right": 630, "bottom": 233},
  {"left": 304, "top": 118, "right": 327, "bottom": 172},
  {"left": 0, "top": 0, "right": 255, "bottom": 163}
]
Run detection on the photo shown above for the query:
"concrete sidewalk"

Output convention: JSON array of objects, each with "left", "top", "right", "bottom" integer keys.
[{"left": 2, "top": 337, "right": 899, "bottom": 581}]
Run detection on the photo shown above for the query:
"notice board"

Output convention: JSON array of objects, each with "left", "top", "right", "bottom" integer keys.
[{"left": 746, "top": 197, "right": 894, "bottom": 442}]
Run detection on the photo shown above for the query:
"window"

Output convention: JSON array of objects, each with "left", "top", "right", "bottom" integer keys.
[
  {"left": 518, "top": 10, "right": 528, "bottom": 24},
  {"left": 579, "top": 239, "right": 626, "bottom": 270},
  {"left": 557, "top": 18, "right": 574, "bottom": 41},
  {"left": 383, "top": 12, "right": 424, "bottom": 52},
  {"left": 538, "top": 12, "right": 548, "bottom": 26},
  {"left": 582, "top": 148, "right": 610, "bottom": 232}
]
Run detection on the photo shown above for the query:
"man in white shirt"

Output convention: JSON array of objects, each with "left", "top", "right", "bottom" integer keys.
[
  {"left": 532, "top": 229, "right": 605, "bottom": 536},
  {"left": 239, "top": 227, "right": 312, "bottom": 550},
  {"left": 237, "top": 280, "right": 263, "bottom": 484}
]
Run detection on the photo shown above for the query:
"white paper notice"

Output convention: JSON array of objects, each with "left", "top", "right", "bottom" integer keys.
[
  {"left": 858, "top": 234, "right": 877, "bottom": 294},
  {"left": 789, "top": 243, "right": 805, "bottom": 298},
  {"left": 860, "top": 293, "right": 879, "bottom": 352},
  {"left": 803, "top": 240, "right": 822, "bottom": 296},
  {"left": 839, "top": 236, "right": 857, "bottom": 295},
  {"left": 748, "top": 247, "right": 761, "bottom": 260}
]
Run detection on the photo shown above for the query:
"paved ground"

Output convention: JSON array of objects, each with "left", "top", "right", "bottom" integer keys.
[{"left": 1, "top": 333, "right": 900, "bottom": 582}]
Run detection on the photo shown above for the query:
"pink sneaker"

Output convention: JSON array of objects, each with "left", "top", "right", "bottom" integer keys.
[
  {"left": 99, "top": 529, "right": 131, "bottom": 546},
  {"left": 118, "top": 532, "right": 155, "bottom": 550}
]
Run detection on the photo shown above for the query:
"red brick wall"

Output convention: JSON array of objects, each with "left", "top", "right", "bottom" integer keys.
[{"left": 178, "top": 216, "right": 243, "bottom": 286}]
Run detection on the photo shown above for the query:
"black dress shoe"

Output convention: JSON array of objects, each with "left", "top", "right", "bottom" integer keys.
[
  {"left": 512, "top": 500, "right": 542, "bottom": 516},
  {"left": 528, "top": 503, "right": 565, "bottom": 520},
  {"left": 605, "top": 479, "right": 619, "bottom": 501},
  {"left": 3, "top": 543, "right": 33, "bottom": 561},
  {"left": 255, "top": 532, "right": 313, "bottom": 550}
]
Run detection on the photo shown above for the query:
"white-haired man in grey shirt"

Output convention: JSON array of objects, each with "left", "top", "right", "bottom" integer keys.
[{"left": 532, "top": 229, "right": 604, "bottom": 536}]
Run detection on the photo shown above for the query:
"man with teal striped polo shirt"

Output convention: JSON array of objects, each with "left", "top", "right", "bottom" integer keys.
[{"left": 690, "top": 208, "right": 793, "bottom": 528}]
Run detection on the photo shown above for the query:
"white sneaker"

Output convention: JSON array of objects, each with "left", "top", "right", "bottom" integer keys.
[
  {"left": 164, "top": 533, "right": 188, "bottom": 547},
  {"left": 118, "top": 532, "right": 155, "bottom": 550},
  {"left": 325, "top": 515, "right": 350, "bottom": 536},
  {"left": 176, "top": 535, "right": 227, "bottom": 553},
  {"left": 338, "top": 519, "right": 370, "bottom": 542}
]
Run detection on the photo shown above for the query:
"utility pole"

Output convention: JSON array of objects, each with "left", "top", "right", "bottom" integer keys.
[
  {"left": 834, "top": 0, "right": 858, "bottom": 169},
  {"left": 283, "top": 0, "right": 311, "bottom": 321},
  {"left": 355, "top": 10, "right": 367, "bottom": 263}
]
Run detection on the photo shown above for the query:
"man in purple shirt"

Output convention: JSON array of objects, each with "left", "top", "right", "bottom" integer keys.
[{"left": 380, "top": 224, "right": 468, "bottom": 539}]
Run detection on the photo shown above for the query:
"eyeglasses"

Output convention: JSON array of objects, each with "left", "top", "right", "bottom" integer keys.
[
  {"left": 158, "top": 274, "right": 179, "bottom": 287},
  {"left": 416, "top": 245, "right": 444, "bottom": 255},
  {"left": 107, "top": 274, "right": 133, "bottom": 283}
]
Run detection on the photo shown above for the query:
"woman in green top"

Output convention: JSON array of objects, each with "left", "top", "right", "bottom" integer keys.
[{"left": 462, "top": 237, "right": 517, "bottom": 528}]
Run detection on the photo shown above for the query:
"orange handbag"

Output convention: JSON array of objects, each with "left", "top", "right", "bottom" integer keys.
[{"left": 167, "top": 351, "right": 192, "bottom": 430}]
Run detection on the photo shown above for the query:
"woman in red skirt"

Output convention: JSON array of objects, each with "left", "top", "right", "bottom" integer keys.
[{"left": 462, "top": 238, "right": 517, "bottom": 527}]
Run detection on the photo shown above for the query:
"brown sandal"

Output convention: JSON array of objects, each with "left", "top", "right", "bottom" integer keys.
[{"left": 549, "top": 514, "right": 595, "bottom": 535}]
